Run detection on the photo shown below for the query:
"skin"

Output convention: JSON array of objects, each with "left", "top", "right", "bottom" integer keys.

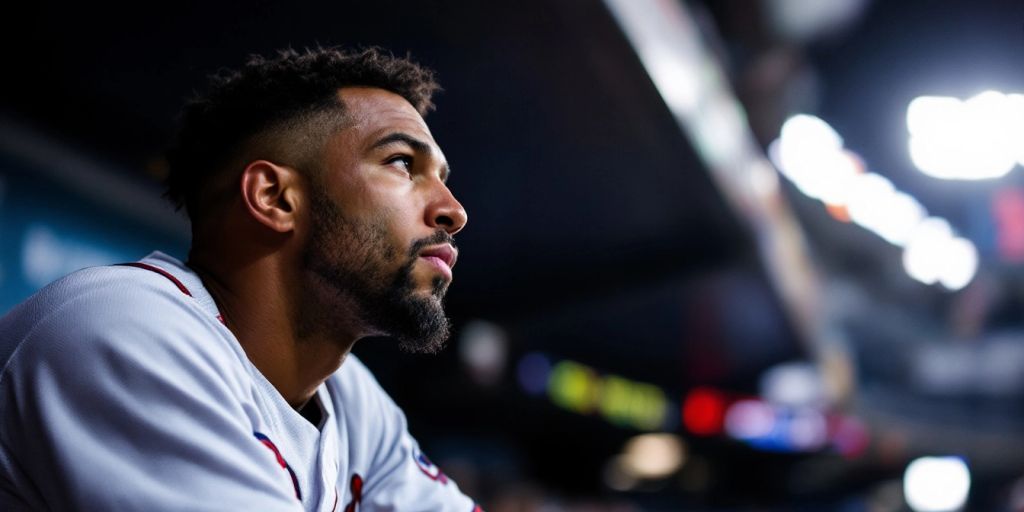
[{"left": 188, "top": 86, "right": 467, "bottom": 409}]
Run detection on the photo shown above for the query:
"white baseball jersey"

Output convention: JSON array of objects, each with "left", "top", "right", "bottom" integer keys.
[{"left": 0, "top": 251, "right": 480, "bottom": 512}]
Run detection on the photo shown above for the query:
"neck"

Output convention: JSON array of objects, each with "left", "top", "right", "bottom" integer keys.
[{"left": 189, "top": 246, "right": 360, "bottom": 408}]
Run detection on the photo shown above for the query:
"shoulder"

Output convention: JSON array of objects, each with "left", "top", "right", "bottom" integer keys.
[
  {"left": 3, "top": 263, "right": 205, "bottom": 334},
  {"left": 0, "top": 264, "right": 258, "bottom": 458},
  {"left": 0, "top": 264, "right": 302, "bottom": 511},
  {"left": 0, "top": 263, "right": 244, "bottom": 397}
]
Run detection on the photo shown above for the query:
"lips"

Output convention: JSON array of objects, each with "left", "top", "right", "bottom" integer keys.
[
  {"left": 419, "top": 244, "right": 457, "bottom": 268},
  {"left": 418, "top": 244, "right": 458, "bottom": 280}
]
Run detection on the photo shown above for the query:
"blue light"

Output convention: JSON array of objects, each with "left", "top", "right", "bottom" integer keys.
[{"left": 516, "top": 352, "right": 552, "bottom": 396}]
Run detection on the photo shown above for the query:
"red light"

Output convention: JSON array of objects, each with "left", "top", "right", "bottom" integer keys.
[
  {"left": 825, "top": 202, "right": 851, "bottom": 223},
  {"left": 682, "top": 387, "right": 726, "bottom": 436},
  {"left": 993, "top": 188, "right": 1024, "bottom": 263},
  {"left": 830, "top": 415, "right": 870, "bottom": 459}
]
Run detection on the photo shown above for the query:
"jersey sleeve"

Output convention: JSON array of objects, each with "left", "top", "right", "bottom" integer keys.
[
  {"left": 342, "top": 359, "right": 479, "bottom": 512},
  {"left": 0, "top": 274, "right": 304, "bottom": 511}
]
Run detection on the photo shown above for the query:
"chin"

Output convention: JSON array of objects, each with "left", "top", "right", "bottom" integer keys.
[
  {"left": 431, "top": 277, "right": 450, "bottom": 298},
  {"left": 410, "top": 271, "right": 450, "bottom": 299}
]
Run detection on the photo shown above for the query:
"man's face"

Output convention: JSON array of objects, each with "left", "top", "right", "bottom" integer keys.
[{"left": 300, "top": 87, "right": 467, "bottom": 353}]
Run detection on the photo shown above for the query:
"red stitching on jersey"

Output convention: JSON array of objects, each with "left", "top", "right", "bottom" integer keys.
[
  {"left": 117, "top": 262, "right": 193, "bottom": 297},
  {"left": 331, "top": 487, "right": 339, "bottom": 512}
]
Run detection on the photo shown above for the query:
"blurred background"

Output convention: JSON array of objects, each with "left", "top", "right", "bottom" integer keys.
[{"left": 2, "top": 0, "right": 1023, "bottom": 510}]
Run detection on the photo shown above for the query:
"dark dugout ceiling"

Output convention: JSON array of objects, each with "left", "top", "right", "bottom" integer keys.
[{"left": 1, "top": 0, "right": 757, "bottom": 320}]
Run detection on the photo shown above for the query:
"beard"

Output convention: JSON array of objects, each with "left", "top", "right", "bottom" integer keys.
[{"left": 300, "top": 187, "right": 454, "bottom": 354}]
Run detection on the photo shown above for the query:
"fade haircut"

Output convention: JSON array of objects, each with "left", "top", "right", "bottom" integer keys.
[{"left": 165, "top": 46, "right": 441, "bottom": 223}]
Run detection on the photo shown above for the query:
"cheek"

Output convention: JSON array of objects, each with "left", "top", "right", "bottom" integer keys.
[
  {"left": 364, "top": 207, "right": 410, "bottom": 262},
  {"left": 339, "top": 178, "right": 423, "bottom": 259}
]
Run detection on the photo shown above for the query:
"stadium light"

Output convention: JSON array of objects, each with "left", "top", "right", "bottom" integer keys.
[
  {"left": 771, "top": 112, "right": 980, "bottom": 290},
  {"left": 907, "top": 91, "right": 1022, "bottom": 180},
  {"left": 902, "top": 218, "right": 978, "bottom": 291},
  {"left": 618, "top": 433, "right": 687, "bottom": 479},
  {"left": 904, "top": 456, "right": 971, "bottom": 511}
]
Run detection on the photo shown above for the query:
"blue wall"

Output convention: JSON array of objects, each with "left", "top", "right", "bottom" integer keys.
[{"left": 0, "top": 153, "right": 188, "bottom": 313}]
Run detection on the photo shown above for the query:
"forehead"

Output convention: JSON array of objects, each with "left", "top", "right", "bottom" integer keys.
[{"left": 335, "top": 87, "right": 437, "bottom": 148}]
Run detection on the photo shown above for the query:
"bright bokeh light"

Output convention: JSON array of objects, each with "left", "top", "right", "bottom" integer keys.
[
  {"left": 619, "top": 433, "right": 687, "bottom": 479},
  {"left": 938, "top": 237, "right": 979, "bottom": 291},
  {"left": 599, "top": 377, "right": 669, "bottom": 431},
  {"left": 787, "top": 408, "right": 828, "bottom": 450},
  {"left": 775, "top": 115, "right": 847, "bottom": 201},
  {"left": 760, "top": 362, "right": 822, "bottom": 407},
  {"left": 903, "top": 456, "right": 971, "bottom": 511},
  {"left": 724, "top": 399, "right": 777, "bottom": 440},
  {"left": 773, "top": 115, "right": 867, "bottom": 207},
  {"left": 907, "top": 96, "right": 962, "bottom": 137},
  {"left": 458, "top": 320, "right": 508, "bottom": 386},
  {"left": 809, "top": 150, "right": 860, "bottom": 206},
  {"left": 781, "top": 114, "right": 843, "bottom": 152},
  {"left": 902, "top": 218, "right": 954, "bottom": 285},
  {"left": 846, "top": 172, "right": 928, "bottom": 246},
  {"left": 907, "top": 91, "right": 1023, "bottom": 180},
  {"left": 547, "top": 361, "right": 598, "bottom": 413},
  {"left": 1011, "top": 94, "right": 1024, "bottom": 167},
  {"left": 682, "top": 387, "right": 727, "bottom": 436},
  {"left": 902, "top": 218, "right": 979, "bottom": 290},
  {"left": 846, "top": 172, "right": 895, "bottom": 233},
  {"left": 546, "top": 359, "right": 669, "bottom": 430},
  {"left": 875, "top": 192, "right": 928, "bottom": 245},
  {"left": 772, "top": 112, "right": 980, "bottom": 289}
]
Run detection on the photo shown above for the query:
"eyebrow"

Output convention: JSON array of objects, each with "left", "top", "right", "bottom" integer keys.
[{"left": 369, "top": 132, "right": 451, "bottom": 182}]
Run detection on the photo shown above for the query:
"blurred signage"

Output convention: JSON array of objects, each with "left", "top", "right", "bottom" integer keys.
[
  {"left": 547, "top": 360, "right": 669, "bottom": 431},
  {"left": 518, "top": 353, "right": 671, "bottom": 431},
  {"left": 911, "top": 337, "right": 1024, "bottom": 396},
  {"left": 681, "top": 386, "right": 869, "bottom": 457}
]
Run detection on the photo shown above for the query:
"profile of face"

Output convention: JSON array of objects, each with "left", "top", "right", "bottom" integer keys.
[{"left": 300, "top": 87, "right": 467, "bottom": 353}]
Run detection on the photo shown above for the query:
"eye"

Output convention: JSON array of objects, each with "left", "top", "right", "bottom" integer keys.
[{"left": 385, "top": 155, "right": 414, "bottom": 174}]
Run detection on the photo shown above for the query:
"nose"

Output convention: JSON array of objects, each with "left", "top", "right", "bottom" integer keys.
[{"left": 426, "top": 182, "right": 468, "bottom": 235}]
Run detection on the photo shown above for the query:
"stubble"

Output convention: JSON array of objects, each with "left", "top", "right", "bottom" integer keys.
[{"left": 300, "top": 186, "right": 453, "bottom": 353}]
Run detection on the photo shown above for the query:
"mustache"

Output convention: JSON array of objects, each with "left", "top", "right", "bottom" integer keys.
[{"left": 407, "top": 230, "right": 457, "bottom": 258}]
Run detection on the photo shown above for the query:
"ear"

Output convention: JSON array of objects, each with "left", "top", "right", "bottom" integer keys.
[{"left": 238, "top": 160, "right": 303, "bottom": 233}]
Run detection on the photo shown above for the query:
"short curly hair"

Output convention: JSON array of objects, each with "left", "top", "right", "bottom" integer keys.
[{"left": 165, "top": 46, "right": 441, "bottom": 222}]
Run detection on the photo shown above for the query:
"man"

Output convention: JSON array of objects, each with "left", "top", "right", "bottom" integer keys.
[{"left": 0, "top": 47, "right": 481, "bottom": 511}]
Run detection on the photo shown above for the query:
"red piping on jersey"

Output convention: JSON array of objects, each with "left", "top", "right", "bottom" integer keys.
[
  {"left": 118, "top": 262, "right": 193, "bottom": 296},
  {"left": 254, "top": 432, "right": 302, "bottom": 500},
  {"left": 117, "top": 261, "right": 226, "bottom": 325}
]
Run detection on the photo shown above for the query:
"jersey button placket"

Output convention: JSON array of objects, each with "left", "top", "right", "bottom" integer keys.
[{"left": 320, "top": 425, "right": 341, "bottom": 511}]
